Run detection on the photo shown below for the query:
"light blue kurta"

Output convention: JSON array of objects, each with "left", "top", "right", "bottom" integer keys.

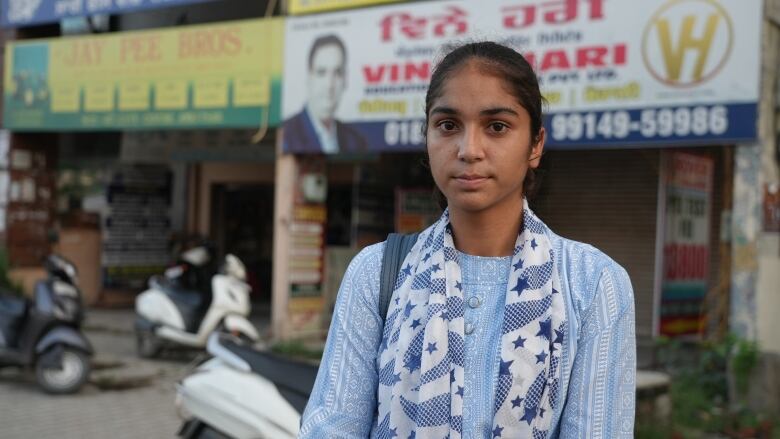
[{"left": 300, "top": 231, "right": 636, "bottom": 438}]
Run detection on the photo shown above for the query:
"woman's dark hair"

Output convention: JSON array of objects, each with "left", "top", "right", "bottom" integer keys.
[{"left": 424, "top": 41, "right": 545, "bottom": 204}]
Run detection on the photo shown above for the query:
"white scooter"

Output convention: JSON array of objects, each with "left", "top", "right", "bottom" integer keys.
[
  {"left": 135, "top": 247, "right": 259, "bottom": 358},
  {"left": 176, "top": 332, "right": 319, "bottom": 439}
]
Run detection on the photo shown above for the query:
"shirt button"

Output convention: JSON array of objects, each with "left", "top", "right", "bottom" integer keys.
[
  {"left": 468, "top": 296, "right": 481, "bottom": 308},
  {"left": 464, "top": 323, "right": 475, "bottom": 335}
]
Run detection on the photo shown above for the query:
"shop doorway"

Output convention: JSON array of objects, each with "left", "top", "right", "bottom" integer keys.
[{"left": 210, "top": 184, "right": 274, "bottom": 305}]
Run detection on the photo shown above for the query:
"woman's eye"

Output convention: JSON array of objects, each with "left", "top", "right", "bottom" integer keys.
[
  {"left": 489, "top": 122, "right": 508, "bottom": 133},
  {"left": 438, "top": 121, "right": 457, "bottom": 131}
]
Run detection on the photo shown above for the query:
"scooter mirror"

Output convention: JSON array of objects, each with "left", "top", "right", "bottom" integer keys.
[
  {"left": 224, "top": 255, "right": 246, "bottom": 282},
  {"left": 181, "top": 247, "right": 210, "bottom": 266},
  {"left": 164, "top": 265, "right": 185, "bottom": 279}
]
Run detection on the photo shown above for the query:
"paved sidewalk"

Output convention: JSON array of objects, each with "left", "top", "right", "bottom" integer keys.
[
  {"left": 0, "top": 330, "right": 187, "bottom": 439},
  {"left": 0, "top": 368, "right": 183, "bottom": 439},
  {"left": 0, "top": 306, "right": 271, "bottom": 439}
]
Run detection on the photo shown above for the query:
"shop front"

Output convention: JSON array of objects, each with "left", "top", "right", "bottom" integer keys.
[
  {"left": 2, "top": 17, "right": 285, "bottom": 309},
  {"left": 273, "top": 0, "right": 764, "bottom": 353}
]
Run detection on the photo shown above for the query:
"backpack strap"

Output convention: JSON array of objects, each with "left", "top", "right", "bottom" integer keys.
[{"left": 379, "top": 232, "right": 419, "bottom": 322}]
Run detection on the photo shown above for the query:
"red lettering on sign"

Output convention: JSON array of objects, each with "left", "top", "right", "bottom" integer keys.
[
  {"left": 502, "top": 0, "right": 604, "bottom": 30},
  {"left": 179, "top": 28, "right": 242, "bottom": 59},
  {"left": 524, "top": 44, "right": 627, "bottom": 72},
  {"left": 540, "top": 50, "right": 572, "bottom": 70},
  {"left": 363, "top": 65, "right": 386, "bottom": 84},
  {"left": 664, "top": 244, "right": 709, "bottom": 281},
  {"left": 379, "top": 6, "right": 467, "bottom": 42},
  {"left": 362, "top": 61, "right": 431, "bottom": 84},
  {"left": 120, "top": 35, "right": 162, "bottom": 64}
]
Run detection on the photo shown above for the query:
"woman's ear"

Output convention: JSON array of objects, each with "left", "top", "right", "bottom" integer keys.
[{"left": 528, "top": 127, "right": 546, "bottom": 168}]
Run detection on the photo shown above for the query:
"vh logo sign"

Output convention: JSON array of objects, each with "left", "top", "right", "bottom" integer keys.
[{"left": 642, "top": 0, "right": 733, "bottom": 87}]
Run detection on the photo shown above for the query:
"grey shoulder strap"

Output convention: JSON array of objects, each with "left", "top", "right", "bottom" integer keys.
[{"left": 379, "top": 232, "right": 419, "bottom": 322}]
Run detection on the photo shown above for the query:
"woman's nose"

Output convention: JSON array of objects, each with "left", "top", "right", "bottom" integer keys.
[{"left": 457, "top": 127, "right": 485, "bottom": 162}]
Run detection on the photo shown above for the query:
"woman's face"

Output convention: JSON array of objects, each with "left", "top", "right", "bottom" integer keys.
[{"left": 427, "top": 60, "right": 545, "bottom": 217}]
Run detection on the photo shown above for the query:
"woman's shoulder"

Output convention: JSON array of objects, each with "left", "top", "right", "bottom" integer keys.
[
  {"left": 338, "top": 242, "right": 385, "bottom": 305},
  {"left": 347, "top": 241, "right": 385, "bottom": 274},
  {"left": 550, "top": 231, "right": 624, "bottom": 272},
  {"left": 548, "top": 232, "right": 633, "bottom": 317}
]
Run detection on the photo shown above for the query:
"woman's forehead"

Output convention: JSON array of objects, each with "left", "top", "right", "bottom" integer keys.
[{"left": 434, "top": 61, "right": 520, "bottom": 104}]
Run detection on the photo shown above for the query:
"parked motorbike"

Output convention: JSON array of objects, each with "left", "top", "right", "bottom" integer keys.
[
  {"left": 0, "top": 254, "right": 93, "bottom": 394},
  {"left": 176, "top": 332, "right": 318, "bottom": 439},
  {"left": 135, "top": 246, "right": 259, "bottom": 358}
]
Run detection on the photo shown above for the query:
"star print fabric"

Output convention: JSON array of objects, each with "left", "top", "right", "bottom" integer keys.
[
  {"left": 299, "top": 202, "right": 636, "bottom": 439},
  {"left": 375, "top": 200, "right": 566, "bottom": 438}
]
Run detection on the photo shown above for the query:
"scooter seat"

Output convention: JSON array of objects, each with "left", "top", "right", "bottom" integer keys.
[
  {"left": 150, "top": 276, "right": 207, "bottom": 333},
  {"left": 151, "top": 276, "right": 203, "bottom": 307},
  {"left": 0, "top": 292, "right": 28, "bottom": 348},
  {"left": 222, "top": 339, "right": 319, "bottom": 413},
  {"left": 0, "top": 293, "right": 27, "bottom": 320}
]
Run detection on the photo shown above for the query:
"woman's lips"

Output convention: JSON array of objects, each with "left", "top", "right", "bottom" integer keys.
[{"left": 453, "top": 174, "right": 489, "bottom": 188}]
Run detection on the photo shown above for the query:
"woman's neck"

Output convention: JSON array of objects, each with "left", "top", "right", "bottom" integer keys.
[{"left": 448, "top": 199, "right": 524, "bottom": 257}]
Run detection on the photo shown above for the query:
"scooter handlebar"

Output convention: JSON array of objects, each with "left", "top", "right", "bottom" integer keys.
[{"left": 206, "top": 332, "right": 251, "bottom": 373}]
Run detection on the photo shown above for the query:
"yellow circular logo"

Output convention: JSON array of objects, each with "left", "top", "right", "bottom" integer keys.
[{"left": 642, "top": 0, "right": 734, "bottom": 88}]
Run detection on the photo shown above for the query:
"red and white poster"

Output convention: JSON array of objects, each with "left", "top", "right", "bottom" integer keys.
[{"left": 660, "top": 152, "right": 713, "bottom": 337}]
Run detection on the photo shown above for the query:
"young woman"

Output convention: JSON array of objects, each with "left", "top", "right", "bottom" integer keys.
[{"left": 300, "top": 42, "right": 636, "bottom": 439}]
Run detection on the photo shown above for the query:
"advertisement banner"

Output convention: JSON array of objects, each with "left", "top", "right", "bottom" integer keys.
[
  {"left": 288, "top": 158, "right": 328, "bottom": 336},
  {"left": 1, "top": 0, "right": 216, "bottom": 28},
  {"left": 660, "top": 152, "right": 713, "bottom": 337},
  {"left": 282, "top": 0, "right": 762, "bottom": 154},
  {"left": 101, "top": 165, "right": 172, "bottom": 290},
  {"left": 3, "top": 18, "right": 283, "bottom": 130},
  {"left": 288, "top": 0, "right": 402, "bottom": 15}
]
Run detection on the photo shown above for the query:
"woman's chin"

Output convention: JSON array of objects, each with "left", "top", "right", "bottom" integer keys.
[
  {"left": 445, "top": 191, "right": 524, "bottom": 216},
  {"left": 445, "top": 195, "right": 494, "bottom": 214}
]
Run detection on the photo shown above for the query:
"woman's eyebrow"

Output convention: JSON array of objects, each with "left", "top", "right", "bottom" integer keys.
[
  {"left": 480, "top": 107, "right": 519, "bottom": 117},
  {"left": 430, "top": 106, "right": 458, "bottom": 116}
]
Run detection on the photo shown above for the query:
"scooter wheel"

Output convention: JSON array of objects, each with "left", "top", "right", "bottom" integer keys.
[
  {"left": 35, "top": 346, "right": 91, "bottom": 394},
  {"left": 136, "top": 329, "right": 161, "bottom": 358}
]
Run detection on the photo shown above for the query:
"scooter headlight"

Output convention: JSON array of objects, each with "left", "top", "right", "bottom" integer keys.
[{"left": 53, "top": 297, "right": 79, "bottom": 321}]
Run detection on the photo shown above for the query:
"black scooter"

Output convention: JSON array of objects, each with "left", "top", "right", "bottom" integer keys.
[{"left": 0, "top": 254, "right": 93, "bottom": 394}]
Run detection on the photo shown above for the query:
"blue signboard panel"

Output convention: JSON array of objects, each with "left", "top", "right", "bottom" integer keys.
[
  {"left": 292, "top": 102, "right": 758, "bottom": 154},
  {"left": 542, "top": 103, "right": 759, "bottom": 149},
  {"left": 1, "top": 0, "right": 216, "bottom": 28}
]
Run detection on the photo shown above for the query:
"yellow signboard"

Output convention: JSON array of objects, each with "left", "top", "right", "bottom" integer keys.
[
  {"left": 3, "top": 18, "right": 284, "bottom": 130},
  {"left": 288, "top": 0, "right": 401, "bottom": 15}
]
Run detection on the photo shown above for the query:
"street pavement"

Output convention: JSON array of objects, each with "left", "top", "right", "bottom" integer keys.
[{"left": 0, "top": 307, "right": 270, "bottom": 439}]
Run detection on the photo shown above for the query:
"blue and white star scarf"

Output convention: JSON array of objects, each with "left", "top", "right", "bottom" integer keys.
[{"left": 376, "top": 199, "right": 566, "bottom": 438}]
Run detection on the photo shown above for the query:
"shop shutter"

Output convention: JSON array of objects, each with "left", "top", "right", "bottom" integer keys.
[{"left": 532, "top": 149, "right": 660, "bottom": 364}]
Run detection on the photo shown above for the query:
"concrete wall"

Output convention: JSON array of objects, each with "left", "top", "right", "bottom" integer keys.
[
  {"left": 733, "top": 5, "right": 780, "bottom": 352},
  {"left": 271, "top": 135, "right": 294, "bottom": 340},
  {"left": 757, "top": 235, "right": 780, "bottom": 354},
  {"left": 756, "top": 8, "right": 780, "bottom": 355}
]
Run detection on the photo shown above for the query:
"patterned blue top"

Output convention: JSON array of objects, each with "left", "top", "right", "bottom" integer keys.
[
  {"left": 457, "top": 252, "right": 512, "bottom": 439},
  {"left": 300, "top": 232, "right": 636, "bottom": 438}
]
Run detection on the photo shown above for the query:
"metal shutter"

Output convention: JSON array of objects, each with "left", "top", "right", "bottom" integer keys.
[
  {"left": 532, "top": 147, "right": 727, "bottom": 365},
  {"left": 531, "top": 149, "right": 661, "bottom": 358}
]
